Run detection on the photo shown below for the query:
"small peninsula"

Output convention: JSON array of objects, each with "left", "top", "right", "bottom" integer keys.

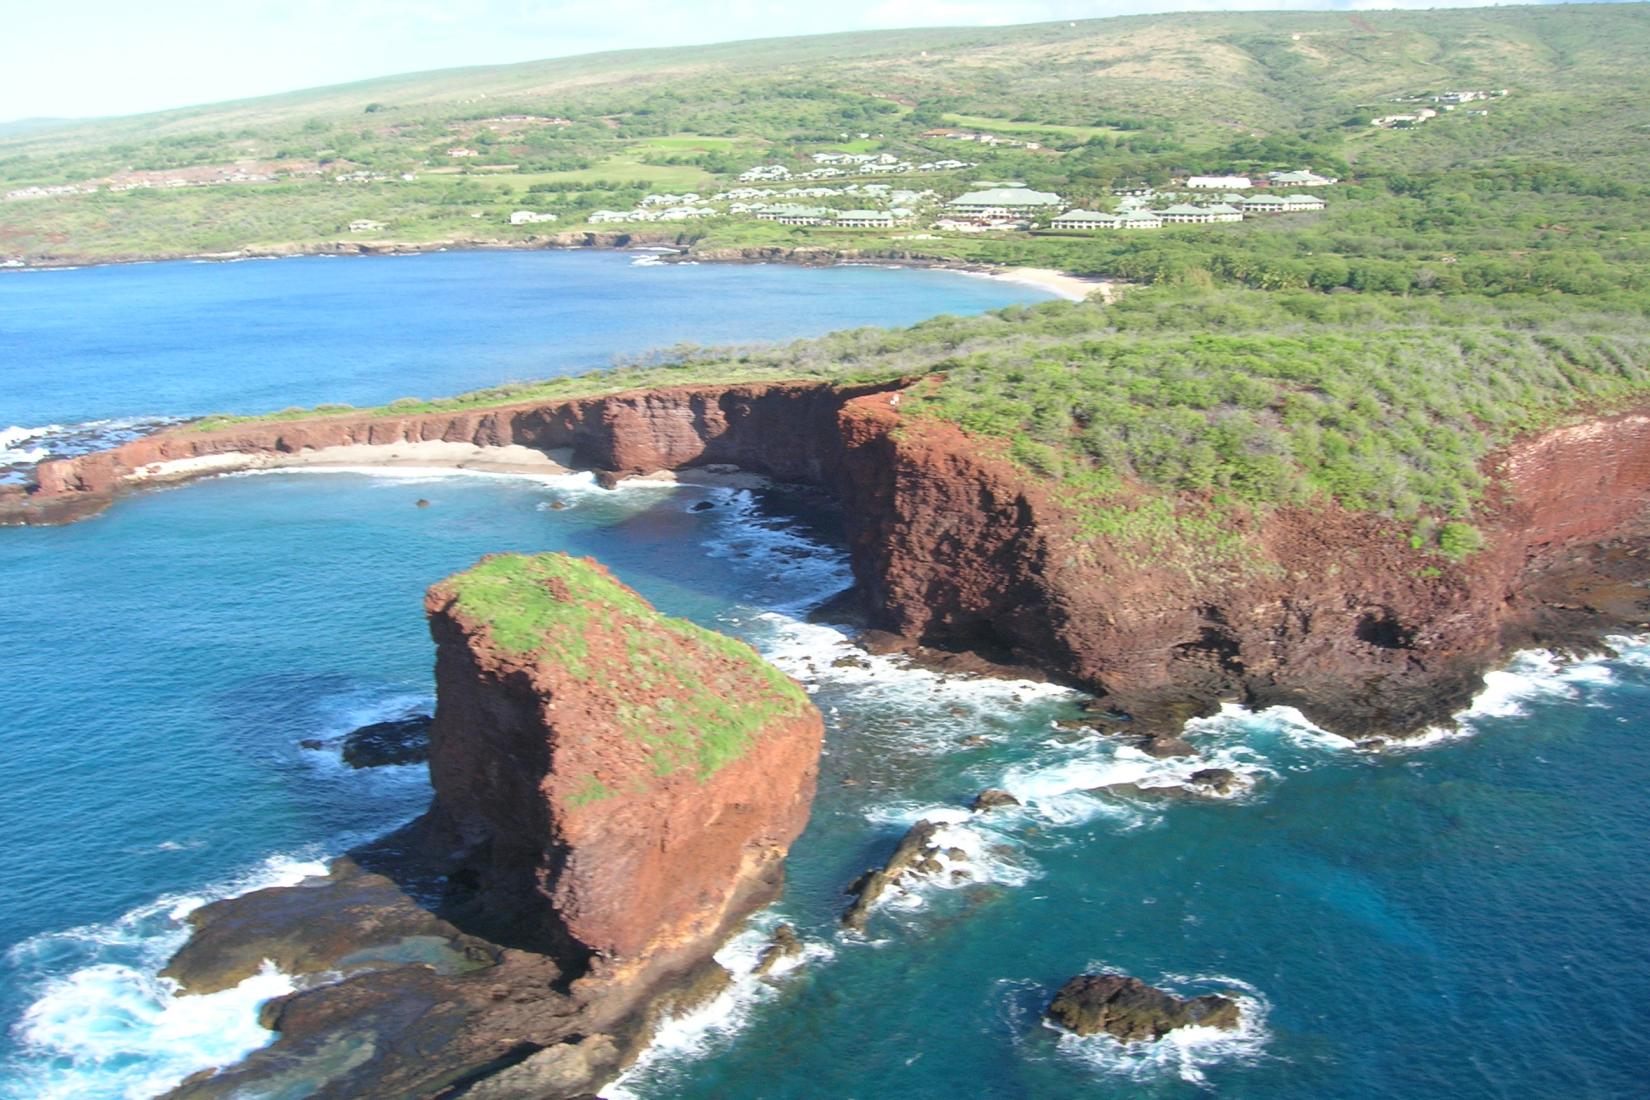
[{"left": 160, "top": 553, "right": 823, "bottom": 1099}]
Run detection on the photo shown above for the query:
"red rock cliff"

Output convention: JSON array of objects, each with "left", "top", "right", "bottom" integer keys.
[
  {"left": 422, "top": 552, "right": 823, "bottom": 977},
  {"left": 2, "top": 379, "right": 894, "bottom": 521},
  {"left": 834, "top": 392, "right": 1650, "bottom": 735},
  {"left": 11, "top": 380, "right": 1650, "bottom": 738}
]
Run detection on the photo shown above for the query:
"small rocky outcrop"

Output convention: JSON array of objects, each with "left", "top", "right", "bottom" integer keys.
[
  {"left": 1046, "top": 974, "right": 1240, "bottom": 1042},
  {"left": 1187, "top": 767, "right": 1244, "bottom": 796},
  {"left": 842, "top": 819, "right": 950, "bottom": 932},
  {"left": 971, "top": 788, "right": 1020, "bottom": 812},
  {"left": 162, "top": 553, "right": 824, "bottom": 1100},
  {"left": 753, "top": 923, "right": 804, "bottom": 977},
  {"left": 340, "top": 714, "right": 432, "bottom": 768}
]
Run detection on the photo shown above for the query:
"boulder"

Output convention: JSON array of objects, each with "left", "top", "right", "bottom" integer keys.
[
  {"left": 753, "top": 923, "right": 804, "bottom": 977},
  {"left": 1187, "top": 767, "right": 1244, "bottom": 796},
  {"left": 971, "top": 788, "right": 1021, "bottom": 812},
  {"left": 1046, "top": 974, "right": 1240, "bottom": 1042},
  {"left": 340, "top": 714, "right": 432, "bottom": 768},
  {"left": 842, "top": 819, "right": 945, "bottom": 932}
]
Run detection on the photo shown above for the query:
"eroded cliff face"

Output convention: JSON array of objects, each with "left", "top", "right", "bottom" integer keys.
[
  {"left": 422, "top": 553, "right": 823, "bottom": 976},
  {"left": 833, "top": 392, "right": 1650, "bottom": 736}
]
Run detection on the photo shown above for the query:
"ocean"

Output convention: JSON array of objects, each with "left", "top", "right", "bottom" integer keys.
[{"left": 1, "top": 252, "right": 1646, "bottom": 1100}]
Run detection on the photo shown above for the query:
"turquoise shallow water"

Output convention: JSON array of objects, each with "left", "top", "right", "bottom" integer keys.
[{"left": 2, "top": 254, "right": 1648, "bottom": 1099}]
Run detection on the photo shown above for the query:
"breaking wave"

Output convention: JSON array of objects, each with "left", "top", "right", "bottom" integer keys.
[
  {"left": 0, "top": 418, "right": 177, "bottom": 482},
  {"left": 0, "top": 854, "right": 325, "bottom": 1100}
]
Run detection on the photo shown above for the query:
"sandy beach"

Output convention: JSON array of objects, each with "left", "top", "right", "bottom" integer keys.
[
  {"left": 968, "top": 266, "right": 1117, "bottom": 303},
  {"left": 122, "top": 439, "right": 771, "bottom": 489}
]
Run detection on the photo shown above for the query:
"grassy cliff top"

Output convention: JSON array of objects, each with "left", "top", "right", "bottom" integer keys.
[{"left": 433, "top": 553, "right": 811, "bottom": 793}]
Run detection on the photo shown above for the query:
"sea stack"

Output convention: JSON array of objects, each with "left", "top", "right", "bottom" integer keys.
[
  {"left": 163, "top": 553, "right": 823, "bottom": 1099},
  {"left": 422, "top": 552, "right": 825, "bottom": 977}
]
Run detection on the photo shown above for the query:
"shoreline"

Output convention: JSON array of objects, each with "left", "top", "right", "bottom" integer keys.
[
  {"left": 123, "top": 439, "right": 777, "bottom": 491},
  {"left": 0, "top": 236, "right": 1117, "bottom": 303}
]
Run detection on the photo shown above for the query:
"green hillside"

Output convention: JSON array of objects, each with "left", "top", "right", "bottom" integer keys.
[{"left": 3, "top": 4, "right": 1649, "bottom": 266}]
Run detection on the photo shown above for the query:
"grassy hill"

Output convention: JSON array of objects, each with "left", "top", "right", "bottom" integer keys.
[{"left": 4, "top": 4, "right": 1649, "bottom": 266}]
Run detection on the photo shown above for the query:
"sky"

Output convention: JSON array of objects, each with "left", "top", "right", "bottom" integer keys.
[{"left": 0, "top": 0, "right": 1599, "bottom": 122}]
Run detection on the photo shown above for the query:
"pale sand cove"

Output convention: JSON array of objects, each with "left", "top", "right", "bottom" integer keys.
[
  {"left": 123, "top": 440, "right": 770, "bottom": 488},
  {"left": 964, "top": 266, "right": 1117, "bottom": 302}
]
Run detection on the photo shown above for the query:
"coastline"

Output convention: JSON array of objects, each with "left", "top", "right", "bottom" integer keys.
[
  {"left": 115, "top": 440, "right": 775, "bottom": 490},
  {"left": 0, "top": 235, "right": 1117, "bottom": 303}
]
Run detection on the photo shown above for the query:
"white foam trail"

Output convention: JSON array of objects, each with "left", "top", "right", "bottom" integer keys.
[
  {"left": 0, "top": 418, "right": 177, "bottom": 474},
  {"left": 11, "top": 965, "right": 295, "bottom": 1100},
  {"left": 0, "top": 424, "right": 59, "bottom": 467},
  {"left": 850, "top": 809, "right": 1039, "bottom": 917},
  {"left": 1, "top": 854, "right": 326, "bottom": 1100},
  {"left": 600, "top": 918, "right": 834, "bottom": 1100},
  {"left": 1043, "top": 972, "right": 1271, "bottom": 1086},
  {"left": 1178, "top": 641, "right": 1631, "bottom": 756}
]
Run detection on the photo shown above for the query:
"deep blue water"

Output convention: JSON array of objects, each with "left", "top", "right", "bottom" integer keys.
[
  {"left": 1, "top": 253, "right": 1648, "bottom": 1100},
  {"left": 0, "top": 249, "right": 1045, "bottom": 472}
]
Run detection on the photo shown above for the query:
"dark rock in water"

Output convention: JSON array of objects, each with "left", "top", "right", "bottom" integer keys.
[
  {"left": 548, "top": 499, "right": 569, "bottom": 511},
  {"left": 299, "top": 738, "right": 325, "bottom": 751},
  {"left": 1141, "top": 735, "right": 1197, "bottom": 759},
  {"left": 415, "top": 499, "right": 430, "bottom": 508},
  {"left": 842, "top": 819, "right": 945, "bottom": 932},
  {"left": 1188, "top": 768, "right": 1243, "bottom": 796},
  {"left": 957, "top": 734, "right": 990, "bottom": 748},
  {"left": 830, "top": 653, "right": 871, "bottom": 670},
  {"left": 341, "top": 714, "right": 432, "bottom": 769},
  {"left": 1047, "top": 974, "right": 1240, "bottom": 1042},
  {"left": 753, "top": 923, "right": 804, "bottom": 977},
  {"left": 690, "top": 500, "right": 716, "bottom": 512},
  {"left": 971, "top": 788, "right": 1021, "bottom": 812},
  {"left": 594, "top": 469, "right": 627, "bottom": 489}
]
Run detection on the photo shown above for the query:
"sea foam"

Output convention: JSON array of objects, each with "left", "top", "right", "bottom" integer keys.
[{"left": 1, "top": 854, "right": 325, "bottom": 1100}]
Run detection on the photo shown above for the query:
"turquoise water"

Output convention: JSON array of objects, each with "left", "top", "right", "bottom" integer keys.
[{"left": 2, "top": 255, "right": 1648, "bottom": 1099}]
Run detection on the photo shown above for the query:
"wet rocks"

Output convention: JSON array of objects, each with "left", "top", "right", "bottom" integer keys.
[
  {"left": 1187, "top": 768, "right": 1244, "bottom": 796},
  {"left": 1046, "top": 974, "right": 1240, "bottom": 1042},
  {"left": 753, "top": 923, "right": 804, "bottom": 977},
  {"left": 971, "top": 788, "right": 1021, "bottom": 812},
  {"left": 340, "top": 714, "right": 432, "bottom": 768},
  {"left": 160, "top": 857, "right": 494, "bottom": 995},
  {"left": 1140, "top": 734, "right": 1197, "bottom": 758},
  {"left": 842, "top": 819, "right": 946, "bottom": 932}
]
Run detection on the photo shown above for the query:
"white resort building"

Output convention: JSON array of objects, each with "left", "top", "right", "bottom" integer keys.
[
  {"left": 946, "top": 187, "right": 1064, "bottom": 215},
  {"left": 1050, "top": 210, "right": 1121, "bottom": 231},
  {"left": 1186, "top": 175, "right": 1252, "bottom": 190}
]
